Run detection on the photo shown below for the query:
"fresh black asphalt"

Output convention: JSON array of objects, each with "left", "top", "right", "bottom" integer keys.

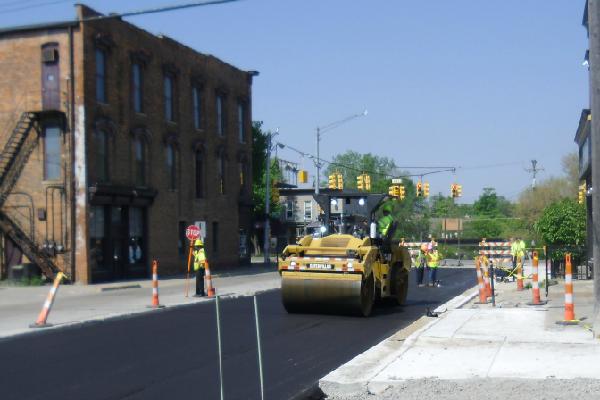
[{"left": 0, "top": 268, "right": 475, "bottom": 400}]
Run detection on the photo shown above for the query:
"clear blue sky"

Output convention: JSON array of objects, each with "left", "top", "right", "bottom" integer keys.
[{"left": 0, "top": 0, "right": 589, "bottom": 203}]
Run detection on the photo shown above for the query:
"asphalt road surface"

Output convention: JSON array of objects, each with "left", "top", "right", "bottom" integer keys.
[{"left": 0, "top": 268, "right": 474, "bottom": 400}]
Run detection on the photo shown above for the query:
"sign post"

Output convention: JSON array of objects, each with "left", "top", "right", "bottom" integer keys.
[{"left": 184, "top": 225, "right": 201, "bottom": 297}]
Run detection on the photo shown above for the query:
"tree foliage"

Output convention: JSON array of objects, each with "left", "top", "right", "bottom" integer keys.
[
  {"left": 252, "top": 121, "right": 283, "bottom": 218},
  {"left": 324, "top": 151, "right": 397, "bottom": 193},
  {"left": 535, "top": 199, "right": 586, "bottom": 246}
]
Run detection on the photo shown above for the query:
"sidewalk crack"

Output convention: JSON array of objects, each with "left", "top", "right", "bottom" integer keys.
[{"left": 485, "top": 336, "right": 506, "bottom": 378}]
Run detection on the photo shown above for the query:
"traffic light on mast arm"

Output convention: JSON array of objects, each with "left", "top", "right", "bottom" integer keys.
[
  {"left": 399, "top": 185, "right": 406, "bottom": 200},
  {"left": 357, "top": 175, "right": 364, "bottom": 190},
  {"left": 416, "top": 182, "right": 423, "bottom": 197},
  {"left": 423, "top": 182, "right": 430, "bottom": 198},
  {"left": 328, "top": 174, "right": 337, "bottom": 189},
  {"left": 456, "top": 184, "right": 462, "bottom": 197},
  {"left": 337, "top": 173, "right": 343, "bottom": 190},
  {"left": 579, "top": 183, "right": 586, "bottom": 204},
  {"left": 364, "top": 174, "right": 371, "bottom": 191}
]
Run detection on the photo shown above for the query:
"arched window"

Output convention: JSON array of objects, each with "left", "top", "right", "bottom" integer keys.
[
  {"left": 94, "top": 129, "right": 109, "bottom": 182},
  {"left": 217, "top": 152, "right": 226, "bottom": 195},
  {"left": 133, "top": 137, "right": 145, "bottom": 186},
  {"left": 195, "top": 151, "right": 204, "bottom": 198},
  {"left": 166, "top": 144, "right": 177, "bottom": 190}
]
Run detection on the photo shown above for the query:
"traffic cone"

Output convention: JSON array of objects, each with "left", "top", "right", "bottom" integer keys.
[
  {"left": 528, "top": 251, "right": 546, "bottom": 306},
  {"left": 475, "top": 257, "right": 488, "bottom": 304},
  {"left": 147, "top": 260, "right": 165, "bottom": 309},
  {"left": 482, "top": 257, "right": 492, "bottom": 298},
  {"left": 516, "top": 256, "right": 524, "bottom": 291},
  {"left": 30, "top": 272, "right": 65, "bottom": 328},
  {"left": 557, "top": 253, "right": 578, "bottom": 325},
  {"left": 204, "top": 263, "right": 216, "bottom": 298}
]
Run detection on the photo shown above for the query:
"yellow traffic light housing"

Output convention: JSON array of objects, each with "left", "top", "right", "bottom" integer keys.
[
  {"left": 416, "top": 182, "right": 423, "bottom": 197},
  {"left": 579, "top": 183, "right": 586, "bottom": 204},
  {"left": 337, "top": 173, "right": 343, "bottom": 190},
  {"left": 450, "top": 184, "right": 457, "bottom": 198},
  {"left": 357, "top": 175, "right": 364, "bottom": 190},
  {"left": 364, "top": 174, "right": 371, "bottom": 191},
  {"left": 328, "top": 174, "right": 337, "bottom": 189},
  {"left": 456, "top": 184, "right": 462, "bottom": 197},
  {"left": 298, "top": 170, "right": 308, "bottom": 184},
  {"left": 388, "top": 186, "right": 395, "bottom": 197},
  {"left": 423, "top": 182, "right": 430, "bottom": 198},
  {"left": 399, "top": 185, "right": 406, "bottom": 200}
]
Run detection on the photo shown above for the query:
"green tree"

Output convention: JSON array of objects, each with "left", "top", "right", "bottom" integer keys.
[
  {"left": 324, "top": 151, "right": 397, "bottom": 193},
  {"left": 535, "top": 199, "right": 586, "bottom": 247},
  {"left": 252, "top": 121, "right": 282, "bottom": 218}
]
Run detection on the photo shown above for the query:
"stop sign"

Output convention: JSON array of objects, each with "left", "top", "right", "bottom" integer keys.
[{"left": 185, "top": 225, "right": 201, "bottom": 241}]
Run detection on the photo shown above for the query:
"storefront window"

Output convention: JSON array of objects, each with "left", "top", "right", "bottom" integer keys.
[
  {"left": 128, "top": 207, "right": 144, "bottom": 265},
  {"left": 89, "top": 206, "right": 106, "bottom": 272}
]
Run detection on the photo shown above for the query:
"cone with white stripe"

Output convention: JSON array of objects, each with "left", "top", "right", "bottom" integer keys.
[
  {"left": 475, "top": 257, "right": 488, "bottom": 304},
  {"left": 527, "top": 251, "right": 546, "bottom": 305},
  {"left": 557, "top": 253, "right": 578, "bottom": 325},
  {"left": 147, "top": 260, "right": 165, "bottom": 309},
  {"left": 30, "top": 272, "right": 65, "bottom": 328},
  {"left": 205, "top": 263, "right": 216, "bottom": 298}
]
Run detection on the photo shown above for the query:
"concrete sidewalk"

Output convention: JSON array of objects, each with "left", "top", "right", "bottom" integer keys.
[
  {"left": 0, "top": 263, "right": 280, "bottom": 339},
  {"left": 321, "top": 276, "right": 600, "bottom": 399}
]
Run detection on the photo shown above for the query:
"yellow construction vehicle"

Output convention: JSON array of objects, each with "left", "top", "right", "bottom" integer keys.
[{"left": 278, "top": 192, "right": 411, "bottom": 317}]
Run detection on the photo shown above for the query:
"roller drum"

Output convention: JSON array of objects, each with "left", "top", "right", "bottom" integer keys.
[{"left": 281, "top": 272, "right": 374, "bottom": 316}]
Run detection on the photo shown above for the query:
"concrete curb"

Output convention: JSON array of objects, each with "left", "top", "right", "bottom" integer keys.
[{"left": 319, "top": 285, "right": 479, "bottom": 398}]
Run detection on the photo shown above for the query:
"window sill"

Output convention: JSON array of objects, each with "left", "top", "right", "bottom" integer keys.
[
  {"left": 42, "top": 180, "right": 63, "bottom": 186},
  {"left": 134, "top": 112, "right": 147, "bottom": 117}
]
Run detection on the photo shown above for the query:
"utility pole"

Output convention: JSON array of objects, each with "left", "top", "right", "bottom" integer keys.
[
  {"left": 588, "top": 0, "right": 600, "bottom": 337},
  {"left": 526, "top": 159, "right": 544, "bottom": 189},
  {"left": 264, "top": 129, "right": 278, "bottom": 266},
  {"left": 315, "top": 127, "right": 321, "bottom": 195}
]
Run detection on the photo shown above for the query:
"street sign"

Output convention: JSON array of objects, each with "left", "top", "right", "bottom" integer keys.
[
  {"left": 185, "top": 225, "right": 201, "bottom": 241},
  {"left": 391, "top": 178, "right": 403, "bottom": 184}
]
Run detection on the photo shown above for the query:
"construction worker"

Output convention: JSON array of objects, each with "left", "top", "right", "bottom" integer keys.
[
  {"left": 427, "top": 249, "right": 441, "bottom": 287},
  {"left": 378, "top": 203, "right": 394, "bottom": 237},
  {"left": 193, "top": 239, "right": 207, "bottom": 297},
  {"left": 511, "top": 236, "right": 526, "bottom": 268},
  {"left": 415, "top": 244, "right": 428, "bottom": 287}
]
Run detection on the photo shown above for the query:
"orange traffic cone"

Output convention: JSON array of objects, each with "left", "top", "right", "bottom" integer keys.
[
  {"left": 204, "top": 263, "right": 216, "bottom": 298},
  {"left": 557, "top": 253, "right": 578, "bottom": 325},
  {"left": 475, "top": 257, "right": 488, "bottom": 304},
  {"left": 516, "top": 256, "right": 524, "bottom": 291},
  {"left": 30, "top": 272, "right": 65, "bottom": 328},
  {"left": 147, "top": 260, "right": 165, "bottom": 309}
]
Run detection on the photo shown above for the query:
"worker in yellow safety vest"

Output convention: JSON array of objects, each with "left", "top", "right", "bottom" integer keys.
[
  {"left": 193, "top": 239, "right": 207, "bottom": 297},
  {"left": 415, "top": 244, "right": 428, "bottom": 287},
  {"left": 377, "top": 203, "right": 394, "bottom": 237},
  {"left": 510, "top": 237, "right": 526, "bottom": 269},
  {"left": 426, "top": 249, "right": 441, "bottom": 287}
]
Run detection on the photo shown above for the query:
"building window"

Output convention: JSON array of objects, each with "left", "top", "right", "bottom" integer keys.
[
  {"left": 178, "top": 221, "right": 186, "bottom": 257},
  {"left": 195, "top": 151, "right": 204, "bottom": 198},
  {"left": 286, "top": 200, "right": 294, "bottom": 220},
  {"left": 44, "top": 125, "right": 61, "bottom": 180},
  {"left": 128, "top": 207, "right": 144, "bottom": 265},
  {"left": 304, "top": 200, "right": 312, "bottom": 221},
  {"left": 132, "top": 63, "right": 143, "bottom": 113},
  {"left": 212, "top": 221, "right": 219, "bottom": 253},
  {"left": 216, "top": 94, "right": 225, "bottom": 136},
  {"left": 237, "top": 102, "right": 246, "bottom": 143},
  {"left": 95, "top": 48, "right": 106, "bottom": 103},
  {"left": 94, "top": 129, "right": 109, "bottom": 182},
  {"left": 166, "top": 144, "right": 177, "bottom": 190},
  {"left": 89, "top": 206, "right": 106, "bottom": 272},
  {"left": 164, "top": 75, "right": 174, "bottom": 122},
  {"left": 218, "top": 153, "right": 226, "bottom": 194},
  {"left": 193, "top": 87, "right": 202, "bottom": 129},
  {"left": 134, "top": 137, "right": 145, "bottom": 186}
]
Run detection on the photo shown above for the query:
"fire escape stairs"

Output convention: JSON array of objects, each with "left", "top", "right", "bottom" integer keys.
[{"left": 0, "top": 112, "right": 61, "bottom": 279}]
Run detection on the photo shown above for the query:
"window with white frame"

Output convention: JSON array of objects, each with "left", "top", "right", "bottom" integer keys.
[
  {"left": 304, "top": 200, "right": 312, "bottom": 221},
  {"left": 286, "top": 200, "right": 294, "bottom": 220}
]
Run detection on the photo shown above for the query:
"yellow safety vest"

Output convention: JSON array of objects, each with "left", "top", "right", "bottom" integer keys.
[
  {"left": 193, "top": 249, "right": 206, "bottom": 271},
  {"left": 427, "top": 252, "right": 440, "bottom": 268}
]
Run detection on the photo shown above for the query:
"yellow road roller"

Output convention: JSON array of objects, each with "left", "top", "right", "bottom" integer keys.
[{"left": 278, "top": 192, "right": 411, "bottom": 317}]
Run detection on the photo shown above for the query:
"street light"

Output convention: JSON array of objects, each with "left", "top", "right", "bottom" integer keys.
[{"left": 315, "top": 109, "right": 368, "bottom": 194}]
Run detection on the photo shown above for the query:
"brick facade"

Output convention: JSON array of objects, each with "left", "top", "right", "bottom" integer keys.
[{"left": 0, "top": 4, "right": 254, "bottom": 283}]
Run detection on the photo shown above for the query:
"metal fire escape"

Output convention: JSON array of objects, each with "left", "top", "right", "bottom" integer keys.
[{"left": 0, "top": 112, "right": 60, "bottom": 278}]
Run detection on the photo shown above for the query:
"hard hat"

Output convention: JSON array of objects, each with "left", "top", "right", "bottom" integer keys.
[
  {"left": 383, "top": 203, "right": 393, "bottom": 213},
  {"left": 420, "top": 244, "right": 428, "bottom": 252},
  {"left": 194, "top": 239, "right": 203, "bottom": 247}
]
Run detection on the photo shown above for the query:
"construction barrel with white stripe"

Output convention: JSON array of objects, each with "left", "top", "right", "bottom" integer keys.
[
  {"left": 475, "top": 257, "right": 487, "bottom": 304},
  {"left": 563, "top": 253, "right": 576, "bottom": 322},
  {"left": 530, "top": 251, "right": 542, "bottom": 305},
  {"left": 31, "top": 272, "right": 65, "bottom": 328},
  {"left": 148, "top": 260, "right": 164, "bottom": 309}
]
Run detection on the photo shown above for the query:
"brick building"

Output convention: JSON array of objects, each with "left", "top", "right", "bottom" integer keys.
[{"left": 0, "top": 4, "right": 255, "bottom": 283}]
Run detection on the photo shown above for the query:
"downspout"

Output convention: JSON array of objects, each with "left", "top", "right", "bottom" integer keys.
[{"left": 68, "top": 25, "right": 76, "bottom": 280}]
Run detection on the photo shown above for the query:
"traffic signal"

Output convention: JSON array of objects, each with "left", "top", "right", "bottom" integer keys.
[
  {"left": 416, "top": 182, "right": 423, "bottom": 197},
  {"left": 337, "top": 173, "right": 343, "bottom": 190},
  {"left": 579, "top": 183, "right": 586, "bottom": 204},
  {"left": 328, "top": 174, "right": 337, "bottom": 189},
  {"left": 271, "top": 180, "right": 279, "bottom": 203},
  {"left": 388, "top": 185, "right": 396, "bottom": 197},
  {"left": 364, "top": 174, "right": 371, "bottom": 191},
  {"left": 399, "top": 185, "right": 406, "bottom": 200},
  {"left": 450, "top": 184, "right": 457, "bottom": 198},
  {"left": 298, "top": 170, "right": 308, "bottom": 184},
  {"left": 456, "top": 184, "right": 462, "bottom": 197},
  {"left": 357, "top": 175, "right": 364, "bottom": 190},
  {"left": 423, "top": 182, "right": 430, "bottom": 198}
]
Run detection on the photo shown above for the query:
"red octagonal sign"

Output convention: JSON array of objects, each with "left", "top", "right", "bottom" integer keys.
[{"left": 185, "top": 225, "right": 201, "bottom": 241}]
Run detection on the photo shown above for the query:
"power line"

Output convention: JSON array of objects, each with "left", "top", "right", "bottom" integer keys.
[
  {"left": 0, "top": 0, "right": 71, "bottom": 13},
  {"left": 276, "top": 141, "right": 456, "bottom": 180}
]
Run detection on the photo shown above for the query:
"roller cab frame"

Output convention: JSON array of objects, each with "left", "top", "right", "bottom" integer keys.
[{"left": 278, "top": 192, "right": 411, "bottom": 317}]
